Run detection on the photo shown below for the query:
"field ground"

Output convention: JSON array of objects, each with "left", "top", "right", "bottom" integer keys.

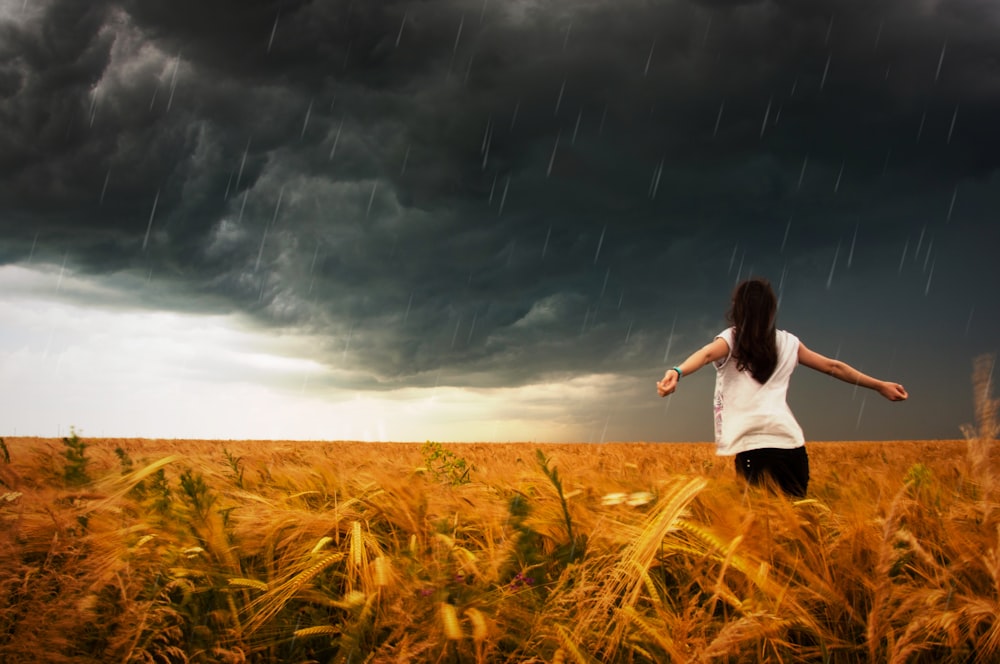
[{"left": 1, "top": 436, "right": 998, "bottom": 663}]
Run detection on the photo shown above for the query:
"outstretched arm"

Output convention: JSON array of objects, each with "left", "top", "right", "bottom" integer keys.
[
  {"left": 797, "top": 342, "right": 908, "bottom": 401},
  {"left": 657, "top": 337, "right": 730, "bottom": 397}
]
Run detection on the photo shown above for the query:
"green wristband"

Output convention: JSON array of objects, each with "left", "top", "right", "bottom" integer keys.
[{"left": 672, "top": 366, "right": 683, "bottom": 379}]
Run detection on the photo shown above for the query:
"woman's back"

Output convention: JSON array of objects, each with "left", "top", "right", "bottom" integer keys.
[{"left": 712, "top": 327, "right": 805, "bottom": 456}]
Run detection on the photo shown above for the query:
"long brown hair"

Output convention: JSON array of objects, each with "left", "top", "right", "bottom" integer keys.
[{"left": 726, "top": 278, "right": 778, "bottom": 384}]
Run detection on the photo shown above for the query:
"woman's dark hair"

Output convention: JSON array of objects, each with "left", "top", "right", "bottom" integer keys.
[{"left": 726, "top": 278, "right": 778, "bottom": 384}]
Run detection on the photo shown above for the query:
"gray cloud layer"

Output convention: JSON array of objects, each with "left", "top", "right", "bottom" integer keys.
[{"left": 1, "top": 0, "right": 998, "bottom": 437}]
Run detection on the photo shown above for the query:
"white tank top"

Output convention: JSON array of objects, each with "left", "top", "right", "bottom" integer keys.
[{"left": 712, "top": 327, "right": 805, "bottom": 456}]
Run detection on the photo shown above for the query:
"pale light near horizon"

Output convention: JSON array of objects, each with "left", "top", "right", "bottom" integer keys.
[{"left": 0, "top": 264, "right": 637, "bottom": 442}]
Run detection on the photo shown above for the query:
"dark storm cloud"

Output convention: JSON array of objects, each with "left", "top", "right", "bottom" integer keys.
[{"left": 1, "top": 0, "right": 998, "bottom": 436}]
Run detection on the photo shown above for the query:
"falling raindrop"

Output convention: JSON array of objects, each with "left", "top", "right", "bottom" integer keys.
[
  {"left": 452, "top": 15, "right": 464, "bottom": 55},
  {"left": 300, "top": 99, "right": 313, "bottom": 139},
  {"left": 481, "top": 121, "right": 492, "bottom": 170},
  {"left": 624, "top": 319, "right": 633, "bottom": 343},
  {"left": 56, "top": 251, "right": 68, "bottom": 291},
  {"left": 563, "top": 21, "right": 572, "bottom": 50},
  {"left": 897, "top": 238, "right": 908, "bottom": 274},
  {"left": 593, "top": 225, "right": 606, "bottom": 264},
  {"left": 774, "top": 104, "right": 782, "bottom": 125},
  {"left": 547, "top": 131, "right": 561, "bottom": 177},
  {"left": 554, "top": 78, "right": 566, "bottom": 116},
  {"left": 571, "top": 108, "right": 582, "bottom": 145},
  {"left": 924, "top": 261, "right": 934, "bottom": 295},
  {"left": 464, "top": 53, "right": 476, "bottom": 84},
  {"left": 237, "top": 190, "right": 248, "bottom": 225},
  {"left": 88, "top": 91, "right": 98, "bottom": 127},
  {"left": 542, "top": 225, "right": 551, "bottom": 258},
  {"left": 166, "top": 53, "right": 180, "bottom": 112},
  {"left": 480, "top": 0, "right": 488, "bottom": 23},
  {"left": 728, "top": 244, "right": 738, "bottom": 272},
  {"left": 649, "top": 159, "right": 664, "bottom": 199},
  {"left": 934, "top": 39, "right": 947, "bottom": 82},
  {"left": 734, "top": 251, "right": 745, "bottom": 284},
  {"left": 498, "top": 175, "right": 510, "bottom": 216},
  {"left": 28, "top": 232, "right": 37, "bottom": 262},
  {"left": 797, "top": 154, "right": 808, "bottom": 190},
  {"left": 713, "top": 101, "right": 724, "bottom": 137},
  {"left": 395, "top": 12, "right": 407, "bottom": 47},
  {"left": 884, "top": 64, "right": 891, "bottom": 80},
  {"left": 142, "top": 189, "right": 160, "bottom": 251},
  {"left": 366, "top": 182, "right": 377, "bottom": 219},
  {"left": 481, "top": 116, "right": 492, "bottom": 153},
  {"left": 267, "top": 12, "right": 280, "bottom": 53},
  {"left": 488, "top": 173, "right": 497, "bottom": 205},
  {"left": 947, "top": 105, "right": 958, "bottom": 144},
  {"left": 467, "top": 311, "right": 477, "bottom": 344},
  {"left": 964, "top": 307, "right": 974, "bottom": 336},
  {"left": 778, "top": 264, "right": 787, "bottom": 308},
  {"left": 834, "top": 160, "right": 845, "bottom": 193},
  {"left": 255, "top": 227, "right": 268, "bottom": 272},
  {"left": 781, "top": 217, "right": 792, "bottom": 253},
  {"left": 826, "top": 240, "right": 839, "bottom": 289},
  {"left": 923, "top": 239, "right": 933, "bottom": 272},
  {"left": 329, "top": 117, "right": 344, "bottom": 160},
  {"left": 914, "top": 224, "right": 926, "bottom": 258},
  {"left": 451, "top": 316, "right": 462, "bottom": 348},
  {"left": 916, "top": 109, "right": 926, "bottom": 142},
  {"left": 760, "top": 96, "right": 772, "bottom": 138},
  {"left": 342, "top": 324, "right": 354, "bottom": 361},
  {"left": 825, "top": 15, "right": 834, "bottom": 44},
  {"left": 309, "top": 242, "right": 320, "bottom": 276},
  {"left": 401, "top": 145, "right": 410, "bottom": 175},
  {"left": 600, "top": 267, "right": 610, "bottom": 299},
  {"left": 663, "top": 315, "right": 676, "bottom": 363},
  {"left": 236, "top": 139, "right": 250, "bottom": 191},
  {"left": 856, "top": 395, "right": 866, "bottom": 429},
  {"left": 403, "top": 293, "right": 412, "bottom": 325},
  {"left": 618, "top": 289, "right": 624, "bottom": 309},
  {"left": 946, "top": 185, "right": 957, "bottom": 223},
  {"left": 819, "top": 53, "right": 831, "bottom": 90},
  {"left": 790, "top": 76, "right": 799, "bottom": 96},
  {"left": 99, "top": 169, "right": 110, "bottom": 204},
  {"left": 271, "top": 185, "right": 284, "bottom": 227},
  {"left": 510, "top": 99, "right": 520, "bottom": 132},
  {"left": 643, "top": 39, "right": 656, "bottom": 77},
  {"left": 847, "top": 223, "right": 857, "bottom": 268}
]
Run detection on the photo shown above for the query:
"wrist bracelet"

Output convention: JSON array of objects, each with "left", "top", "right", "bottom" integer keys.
[{"left": 672, "top": 366, "right": 683, "bottom": 379}]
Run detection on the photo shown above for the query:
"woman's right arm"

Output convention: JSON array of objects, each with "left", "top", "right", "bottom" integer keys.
[{"left": 797, "top": 342, "right": 908, "bottom": 401}]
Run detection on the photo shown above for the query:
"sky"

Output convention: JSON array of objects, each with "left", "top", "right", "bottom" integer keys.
[{"left": 0, "top": 0, "right": 997, "bottom": 443}]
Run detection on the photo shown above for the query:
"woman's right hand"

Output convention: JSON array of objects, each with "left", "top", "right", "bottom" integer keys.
[{"left": 878, "top": 381, "right": 908, "bottom": 401}]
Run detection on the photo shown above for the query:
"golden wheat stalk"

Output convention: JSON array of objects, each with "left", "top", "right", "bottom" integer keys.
[{"left": 243, "top": 551, "right": 345, "bottom": 635}]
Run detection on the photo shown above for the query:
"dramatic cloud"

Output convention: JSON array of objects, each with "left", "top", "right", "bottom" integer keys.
[{"left": 1, "top": 0, "right": 997, "bottom": 440}]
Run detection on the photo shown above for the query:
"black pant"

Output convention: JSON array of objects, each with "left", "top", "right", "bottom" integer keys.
[{"left": 734, "top": 446, "right": 809, "bottom": 498}]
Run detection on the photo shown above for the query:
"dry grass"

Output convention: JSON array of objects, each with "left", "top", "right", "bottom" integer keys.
[{"left": 0, "top": 360, "right": 996, "bottom": 662}]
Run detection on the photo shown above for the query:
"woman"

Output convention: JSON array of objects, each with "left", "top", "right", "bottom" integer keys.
[{"left": 656, "top": 277, "right": 908, "bottom": 497}]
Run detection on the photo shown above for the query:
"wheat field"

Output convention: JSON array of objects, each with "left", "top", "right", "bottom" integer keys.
[{"left": 0, "top": 362, "right": 996, "bottom": 663}]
